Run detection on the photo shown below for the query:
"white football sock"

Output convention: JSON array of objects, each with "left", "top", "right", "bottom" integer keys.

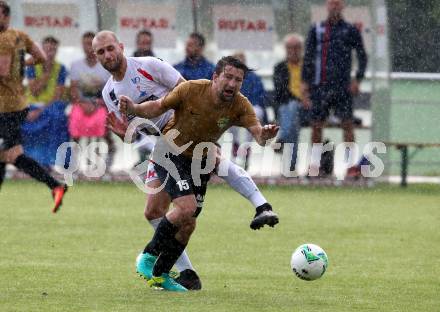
[
  {"left": 220, "top": 159, "right": 267, "bottom": 208},
  {"left": 174, "top": 250, "right": 195, "bottom": 272},
  {"left": 148, "top": 217, "right": 162, "bottom": 230},
  {"left": 148, "top": 217, "right": 194, "bottom": 272}
]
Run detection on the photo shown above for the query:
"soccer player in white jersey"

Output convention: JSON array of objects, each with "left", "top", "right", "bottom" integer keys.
[{"left": 92, "top": 31, "right": 278, "bottom": 290}]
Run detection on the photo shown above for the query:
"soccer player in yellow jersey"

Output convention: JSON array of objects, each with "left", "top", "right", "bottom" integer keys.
[
  {"left": 119, "top": 56, "right": 279, "bottom": 291},
  {"left": 0, "top": 1, "right": 67, "bottom": 212}
]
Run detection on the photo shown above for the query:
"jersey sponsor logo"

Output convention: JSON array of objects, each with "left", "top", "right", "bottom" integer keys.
[
  {"left": 217, "top": 117, "right": 230, "bottom": 129},
  {"left": 137, "top": 68, "right": 154, "bottom": 81}
]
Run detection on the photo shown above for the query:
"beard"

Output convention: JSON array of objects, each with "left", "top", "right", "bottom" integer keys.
[
  {"left": 219, "top": 89, "right": 235, "bottom": 102},
  {"left": 103, "top": 55, "right": 122, "bottom": 73}
]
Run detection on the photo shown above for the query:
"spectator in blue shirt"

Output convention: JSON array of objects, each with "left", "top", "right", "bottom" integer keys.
[
  {"left": 232, "top": 52, "right": 266, "bottom": 117},
  {"left": 230, "top": 52, "right": 266, "bottom": 170},
  {"left": 174, "top": 32, "right": 214, "bottom": 80}
]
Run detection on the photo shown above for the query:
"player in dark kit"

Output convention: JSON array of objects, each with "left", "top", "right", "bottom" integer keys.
[
  {"left": 120, "top": 56, "right": 279, "bottom": 291},
  {"left": 94, "top": 31, "right": 279, "bottom": 290},
  {"left": 0, "top": 1, "right": 67, "bottom": 211}
]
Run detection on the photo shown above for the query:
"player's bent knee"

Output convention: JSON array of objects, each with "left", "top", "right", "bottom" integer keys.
[
  {"left": 173, "top": 195, "right": 198, "bottom": 220},
  {"left": 144, "top": 198, "right": 169, "bottom": 220},
  {"left": 144, "top": 204, "right": 165, "bottom": 221},
  {"left": 144, "top": 184, "right": 171, "bottom": 220}
]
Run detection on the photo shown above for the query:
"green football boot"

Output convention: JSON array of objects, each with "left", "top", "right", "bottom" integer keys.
[
  {"left": 147, "top": 273, "right": 188, "bottom": 292},
  {"left": 136, "top": 252, "right": 156, "bottom": 280}
]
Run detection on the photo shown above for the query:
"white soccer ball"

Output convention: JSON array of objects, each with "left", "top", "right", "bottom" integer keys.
[{"left": 290, "top": 243, "right": 329, "bottom": 281}]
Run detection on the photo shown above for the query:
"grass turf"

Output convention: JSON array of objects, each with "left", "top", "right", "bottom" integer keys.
[{"left": 1, "top": 180, "right": 439, "bottom": 311}]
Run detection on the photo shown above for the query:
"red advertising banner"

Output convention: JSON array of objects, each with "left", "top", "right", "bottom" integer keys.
[
  {"left": 21, "top": 2, "right": 80, "bottom": 46},
  {"left": 116, "top": 3, "right": 177, "bottom": 49},
  {"left": 213, "top": 5, "right": 275, "bottom": 51}
]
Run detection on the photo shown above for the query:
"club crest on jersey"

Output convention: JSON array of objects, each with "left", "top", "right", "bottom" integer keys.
[{"left": 217, "top": 117, "right": 230, "bottom": 129}]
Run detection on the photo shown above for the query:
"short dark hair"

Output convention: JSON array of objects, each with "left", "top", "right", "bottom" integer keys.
[
  {"left": 0, "top": 1, "right": 10, "bottom": 17},
  {"left": 82, "top": 31, "right": 96, "bottom": 40},
  {"left": 136, "top": 29, "right": 152, "bottom": 41},
  {"left": 189, "top": 32, "right": 205, "bottom": 47},
  {"left": 42, "top": 36, "right": 59, "bottom": 45},
  {"left": 214, "top": 56, "right": 251, "bottom": 76}
]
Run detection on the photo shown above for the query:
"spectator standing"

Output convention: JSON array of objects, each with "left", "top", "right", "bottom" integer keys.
[
  {"left": 273, "top": 33, "right": 307, "bottom": 173},
  {"left": 132, "top": 30, "right": 156, "bottom": 163},
  {"left": 174, "top": 32, "right": 214, "bottom": 80},
  {"left": 133, "top": 30, "right": 154, "bottom": 57},
  {"left": 231, "top": 52, "right": 266, "bottom": 169},
  {"left": 302, "top": 0, "right": 367, "bottom": 176},
  {"left": 22, "top": 36, "right": 69, "bottom": 167}
]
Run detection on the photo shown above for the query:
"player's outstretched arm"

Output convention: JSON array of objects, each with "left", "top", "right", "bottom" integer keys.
[
  {"left": 119, "top": 95, "right": 167, "bottom": 119},
  {"left": 248, "top": 124, "right": 279, "bottom": 146},
  {"left": 26, "top": 42, "right": 47, "bottom": 66}
]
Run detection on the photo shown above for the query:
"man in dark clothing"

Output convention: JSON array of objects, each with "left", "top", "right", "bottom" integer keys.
[
  {"left": 133, "top": 30, "right": 154, "bottom": 57},
  {"left": 302, "top": 0, "right": 367, "bottom": 175},
  {"left": 174, "top": 32, "right": 214, "bottom": 80},
  {"left": 273, "top": 33, "right": 308, "bottom": 173}
]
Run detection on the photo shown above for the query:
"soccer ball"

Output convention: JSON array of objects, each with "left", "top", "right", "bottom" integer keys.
[{"left": 290, "top": 243, "right": 329, "bottom": 281}]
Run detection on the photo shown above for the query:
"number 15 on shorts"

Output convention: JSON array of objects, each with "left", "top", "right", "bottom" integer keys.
[{"left": 177, "top": 180, "right": 190, "bottom": 191}]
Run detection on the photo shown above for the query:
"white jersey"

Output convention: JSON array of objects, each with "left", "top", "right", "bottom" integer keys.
[{"left": 102, "top": 56, "right": 181, "bottom": 135}]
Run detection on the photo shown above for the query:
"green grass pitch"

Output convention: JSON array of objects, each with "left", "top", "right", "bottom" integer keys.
[{"left": 1, "top": 180, "right": 439, "bottom": 311}]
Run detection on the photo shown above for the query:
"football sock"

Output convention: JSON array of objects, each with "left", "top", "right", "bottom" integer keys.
[
  {"left": 144, "top": 216, "right": 178, "bottom": 256},
  {"left": 148, "top": 217, "right": 162, "bottom": 230},
  {"left": 0, "top": 162, "right": 6, "bottom": 189},
  {"left": 152, "top": 237, "right": 187, "bottom": 277},
  {"left": 174, "top": 249, "right": 195, "bottom": 272},
  {"left": 147, "top": 217, "right": 194, "bottom": 272},
  {"left": 221, "top": 159, "right": 267, "bottom": 208},
  {"left": 14, "top": 155, "right": 60, "bottom": 189}
]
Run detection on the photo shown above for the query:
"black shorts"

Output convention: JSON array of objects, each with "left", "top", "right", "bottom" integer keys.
[
  {"left": 153, "top": 153, "right": 211, "bottom": 218},
  {"left": 0, "top": 109, "right": 28, "bottom": 151},
  {"left": 310, "top": 85, "right": 353, "bottom": 122}
]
